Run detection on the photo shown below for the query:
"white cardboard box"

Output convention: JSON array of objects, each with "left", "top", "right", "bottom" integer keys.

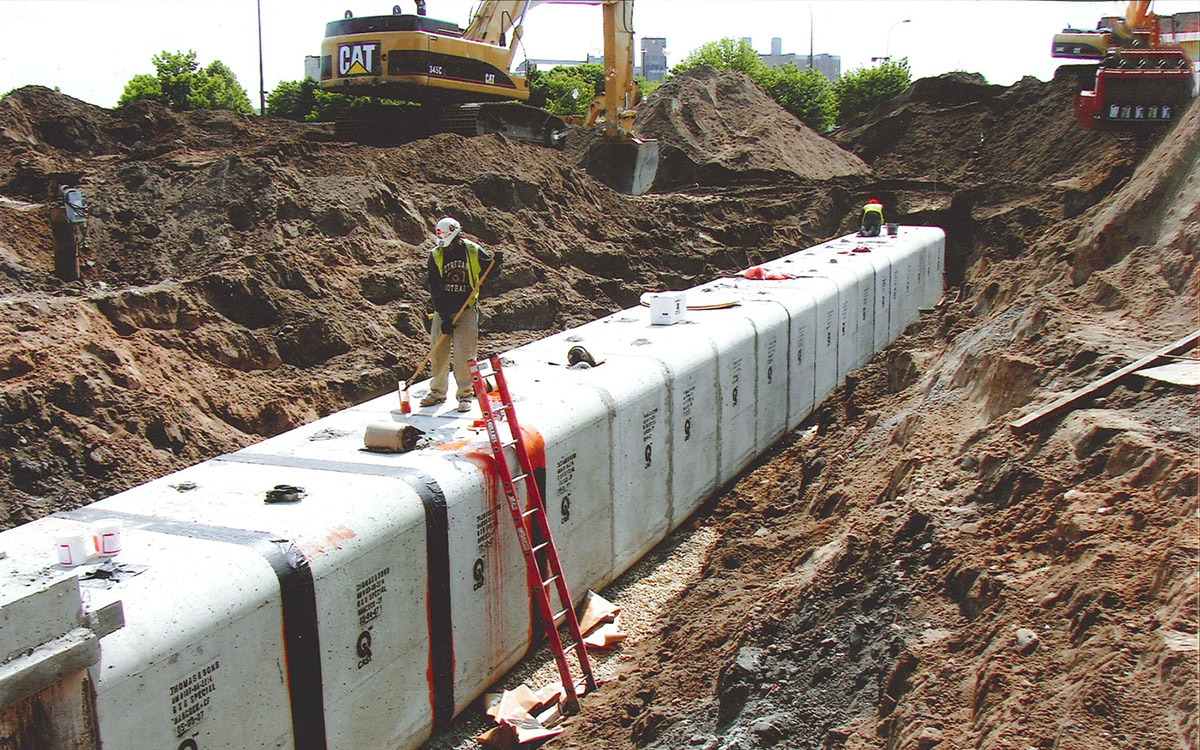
[{"left": 647, "top": 291, "right": 687, "bottom": 325}]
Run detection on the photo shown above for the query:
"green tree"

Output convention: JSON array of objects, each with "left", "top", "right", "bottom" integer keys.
[
  {"left": 672, "top": 37, "right": 764, "bottom": 77},
  {"left": 526, "top": 63, "right": 605, "bottom": 117},
  {"left": 117, "top": 74, "right": 162, "bottom": 107},
  {"left": 118, "top": 50, "right": 252, "bottom": 113},
  {"left": 637, "top": 77, "right": 661, "bottom": 99},
  {"left": 760, "top": 63, "right": 838, "bottom": 132},
  {"left": 266, "top": 79, "right": 320, "bottom": 120},
  {"left": 194, "top": 61, "right": 253, "bottom": 114},
  {"left": 832, "top": 58, "right": 911, "bottom": 125}
]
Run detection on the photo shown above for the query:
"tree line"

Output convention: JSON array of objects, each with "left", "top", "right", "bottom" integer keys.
[{"left": 118, "top": 42, "right": 912, "bottom": 133}]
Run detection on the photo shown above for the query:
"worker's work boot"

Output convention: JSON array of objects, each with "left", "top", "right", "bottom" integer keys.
[
  {"left": 456, "top": 399, "right": 472, "bottom": 413},
  {"left": 420, "top": 394, "right": 445, "bottom": 407}
]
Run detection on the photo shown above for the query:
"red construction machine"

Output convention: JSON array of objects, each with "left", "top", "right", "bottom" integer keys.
[{"left": 1052, "top": 1, "right": 1196, "bottom": 131}]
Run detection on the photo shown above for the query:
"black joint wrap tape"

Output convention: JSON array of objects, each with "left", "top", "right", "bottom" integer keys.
[{"left": 396, "top": 471, "right": 455, "bottom": 730}]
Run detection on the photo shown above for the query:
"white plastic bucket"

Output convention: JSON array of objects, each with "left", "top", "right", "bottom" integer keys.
[
  {"left": 92, "top": 519, "right": 123, "bottom": 557},
  {"left": 55, "top": 529, "right": 90, "bottom": 566}
]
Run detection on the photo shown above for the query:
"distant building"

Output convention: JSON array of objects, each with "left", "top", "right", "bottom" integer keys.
[
  {"left": 518, "top": 42, "right": 667, "bottom": 83},
  {"left": 642, "top": 37, "right": 667, "bottom": 82},
  {"left": 304, "top": 56, "right": 322, "bottom": 83},
  {"left": 757, "top": 37, "right": 840, "bottom": 82}
]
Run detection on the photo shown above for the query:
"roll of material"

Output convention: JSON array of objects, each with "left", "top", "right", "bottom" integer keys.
[{"left": 363, "top": 423, "right": 425, "bottom": 453}]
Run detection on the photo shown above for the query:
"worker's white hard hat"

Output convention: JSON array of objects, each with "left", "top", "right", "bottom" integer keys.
[{"left": 434, "top": 217, "right": 461, "bottom": 247}]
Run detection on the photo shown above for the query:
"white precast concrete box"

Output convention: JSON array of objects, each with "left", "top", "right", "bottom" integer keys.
[
  {"left": 220, "top": 411, "right": 537, "bottom": 730},
  {"left": 0, "top": 514, "right": 296, "bottom": 748},
  {"left": 92, "top": 460, "right": 436, "bottom": 750},
  {"left": 781, "top": 244, "right": 877, "bottom": 374},
  {"left": 527, "top": 314, "right": 725, "bottom": 530}
]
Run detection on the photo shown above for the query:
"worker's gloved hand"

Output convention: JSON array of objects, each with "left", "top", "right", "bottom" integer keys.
[{"left": 440, "top": 318, "right": 454, "bottom": 335}]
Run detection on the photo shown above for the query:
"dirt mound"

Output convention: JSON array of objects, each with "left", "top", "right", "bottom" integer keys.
[
  {"left": 1070, "top": 98, "right": 1200, "bottom": 291},
  {"left": 832, "top": 70, "right": 1150, "bottom": 191},
  {"left": 828, "top": 70, "right": 1162, "bottom": 287},
  {"left": 632, "top": 67, "right": 869, "bottom": 189}
]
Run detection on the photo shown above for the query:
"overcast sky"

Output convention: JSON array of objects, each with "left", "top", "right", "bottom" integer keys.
[{"left": 1, "top": 1, "right": 1194, "bottom": 109}]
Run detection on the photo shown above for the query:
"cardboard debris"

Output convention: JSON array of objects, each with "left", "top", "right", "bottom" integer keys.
[
  {"left": 478, "top": 682, "right": 570, "bottom": 747},
  {"left": 477, "top": 716, "right": 565, "bottom": 748},
  {"left": 578, "top": 590, "right": 620, "bottom": 635},
  {"left": 486, "top": 684, "right": 551, "bottom": 722},
  {"left": 533, "top": 683, "right": 567, "bottom": 710},
  {"left": 477, "top": 592, "right": 629, "bottom": 746},
  {"left": 583, "top": 617, "right": 628, "bottom": 649}
]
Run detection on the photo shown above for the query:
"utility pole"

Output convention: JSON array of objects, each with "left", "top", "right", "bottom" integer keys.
[
  {"left": 257, "top": 0, "right": 266, "bottom": 115},
  {"left": 808, "top": 3, "right": 814, "bottom": 70}
]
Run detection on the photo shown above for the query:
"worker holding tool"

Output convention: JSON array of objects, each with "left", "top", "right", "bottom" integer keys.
[
  {"left": 421, "top": 216, "right": 501, "bottom": 412},
  {"left": 859, "top": 198, "right": 884, "bottom": 237}
]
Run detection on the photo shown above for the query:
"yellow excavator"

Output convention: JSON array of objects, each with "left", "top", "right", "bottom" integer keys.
[
  {"left": 318, "top": 1, "right": 658, "bottom": 194},
  {"left": 1051, "top": 1, "right": 1195, "bottom": 130}
]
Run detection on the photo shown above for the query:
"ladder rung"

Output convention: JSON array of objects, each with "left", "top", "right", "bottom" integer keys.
[
  {"left": 531, "top": 541, "right": 550, "bottom": 554},
  {"left": 541, "top": 575, "right": 560, "bottom": 588},
  {"left": 551, "top": 608, "right": 570, "bottom": 624},
  {"left": 522, "top": 506, "right": 541, "bottom": 519},
  {"left": 501, "top": 439, "right": 519, "bottom": 449},
  {"left": 511, "top": 472, "right": 530, "bottom": 483}
]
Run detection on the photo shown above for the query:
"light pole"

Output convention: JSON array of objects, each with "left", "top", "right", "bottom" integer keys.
[
  {"left": 257, "top": 0, "right": 266, "bottom": 115},
  {"left": 878, "top": 19, "right": 912, "bottom": 64}
]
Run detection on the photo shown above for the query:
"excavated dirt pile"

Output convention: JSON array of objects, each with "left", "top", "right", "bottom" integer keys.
[
  {"left": 632, "top": 67, "right": 870, "bottom": 190},
  {"left": 2, "top": 66, "right": 1197, "bottom": 749}
]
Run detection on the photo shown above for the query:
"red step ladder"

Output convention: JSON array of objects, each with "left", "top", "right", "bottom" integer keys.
[{"left": 468, "top": 355, "right": 597, "bottom": 712}]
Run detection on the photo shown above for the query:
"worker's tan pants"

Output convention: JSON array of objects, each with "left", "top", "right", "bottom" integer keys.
[{"left": 428, "top": 306, "right": 478, "bottom": 401}]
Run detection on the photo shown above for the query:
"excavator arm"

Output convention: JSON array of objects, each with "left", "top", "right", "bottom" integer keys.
[{"left": 464, "top": 1, "right": 532, "bottom": 50}]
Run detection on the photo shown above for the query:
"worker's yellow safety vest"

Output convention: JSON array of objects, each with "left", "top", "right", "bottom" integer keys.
[
  {"left": 432, "top": 239, "right": 483, "bottom": 305},
  {"left": 862, "top": 203, "right": 884, "bottom": 220}
]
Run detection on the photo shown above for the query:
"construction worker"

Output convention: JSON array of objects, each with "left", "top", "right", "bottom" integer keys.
[
  {"left": 860, "top": 198, "right": 884, "bottom": 237},
  {"left": 422, "top": 216, "right": 501, "bottom": 412}
]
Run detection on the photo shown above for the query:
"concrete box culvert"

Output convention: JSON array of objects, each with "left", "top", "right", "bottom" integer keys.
[{"left": 0, "top": 228, "right": 944, "bottom": 750}]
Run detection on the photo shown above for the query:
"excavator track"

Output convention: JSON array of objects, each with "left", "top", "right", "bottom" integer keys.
[
  {"left": 334, "top": 102, "right": 565, "bottom": 148},
  {"left": 439, "top": 103, "right": 566, "bottom": 148}
]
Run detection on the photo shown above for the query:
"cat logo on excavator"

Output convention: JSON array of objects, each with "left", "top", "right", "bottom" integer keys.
[{"left": 338, "top": 42, "right": 381, "bottom": 76}]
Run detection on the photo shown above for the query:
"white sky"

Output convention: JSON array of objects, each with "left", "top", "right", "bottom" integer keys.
[{"left": 1, "top": 1, "right": 1194, "bottom": 109}]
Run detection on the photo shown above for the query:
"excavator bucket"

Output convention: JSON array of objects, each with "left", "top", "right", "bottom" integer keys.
[{"left": 586, "top": 138, "right": 659, "bottom": 196}]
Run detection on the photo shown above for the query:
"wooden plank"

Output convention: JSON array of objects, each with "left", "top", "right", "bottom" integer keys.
[{"left": 1010, "top": 329, "right": 1200, "bottom": 432}]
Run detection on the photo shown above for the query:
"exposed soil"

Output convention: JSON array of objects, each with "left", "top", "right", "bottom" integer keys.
[{"left": 1, "top": 66, "right": 1196, "bottom": 749}]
